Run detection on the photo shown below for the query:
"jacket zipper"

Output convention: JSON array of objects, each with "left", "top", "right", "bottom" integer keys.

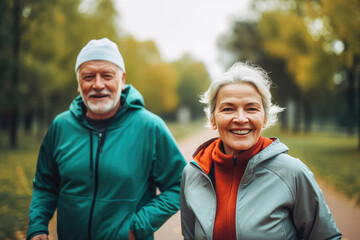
[
  {"left": 88, "top": 131, "right": 104, "bottom": 240},
  {"left": 229, "top": 155, "right": 238, "bottom": 240}
]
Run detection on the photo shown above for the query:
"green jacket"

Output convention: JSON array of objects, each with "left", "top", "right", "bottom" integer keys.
[{"left": 27, "top": 85, "right": 187, "bottom": 240}]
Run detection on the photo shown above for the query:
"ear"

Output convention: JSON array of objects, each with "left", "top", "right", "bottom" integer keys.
[
  {"left": 121, "top": 72, "right": 126, "bottom": 90},
  {"left": 210, "top": 117, "right": 217, "bottom": 130},
  {"left": 263, "top": 116, "right": 267, "bottom": 128},
  {"left": 77, "top": 87, "right": 80, "bottom": 94}
]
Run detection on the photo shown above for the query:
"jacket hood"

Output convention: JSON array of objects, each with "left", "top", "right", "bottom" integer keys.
[
  {"left": 193, "top": 137, "right": 289, "bottom": 171},
  {"left": 69, "top": 84, "right": 144, "bottom": 128}
]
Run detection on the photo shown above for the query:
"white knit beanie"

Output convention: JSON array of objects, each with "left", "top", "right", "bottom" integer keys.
[{"left": 75, "top": 38, "right": 125, "bottom": 71}]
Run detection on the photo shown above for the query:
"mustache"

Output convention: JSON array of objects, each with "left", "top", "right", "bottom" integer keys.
[{"left": 88, "top": 89, "right": 111, "bottom": 97}]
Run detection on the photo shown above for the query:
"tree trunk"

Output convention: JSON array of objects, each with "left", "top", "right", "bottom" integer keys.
[
  {"left": 10, "top": 0, "right": 21, "bottom": 147},
  {"left": 280, "top": 110, "right": 288, "bottom": 131},
  {"left": 24, "top": 110, "right": 33, "bottom": 133},
  {"left": 303, "top": 97, "right": 312, "bottom": 134},
  {"left": 358, "top": 67, "right": 360, "bottom": 151},
  {"left": 347, "top": 69, "right": 355, "bottom": 136},
  {"left": 356, "top": 58, "right": 360, "bottom": 151},
  {"left": 293, "top": 98, "right": 302, "bottom": 133}
]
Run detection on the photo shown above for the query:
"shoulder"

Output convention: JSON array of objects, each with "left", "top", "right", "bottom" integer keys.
[
  {"left": 135, "top": 109, "right": 171, "bottom": 135},
  {"left": 182, "top": 162, "right": 203, "bottom": 184},
  {"left": 263, "top": 151, "right": 313, "bottom": 180},
  {"left": 265, "top": 152, "right": 307, "bottom": 171},
  {"left": 52, "top": 110, "right": 74, "bottom": 125},
  {"left": 259, "top": 139, "right": 310, "bottom": 176},
  {"left": 45, "top": 110, "right": 83, "bottom": 138},
  {"left": 125, "top": 106, "right": 164, "bottom": 126},
  {"left": 139, "top": 108, "right": 164, "bottom": 125},
  {"left": 261, "top": 152, "right": 317, "bottom": 195},
  {"left": 183, "top": 162, "right": 197, "bottom": 175}
]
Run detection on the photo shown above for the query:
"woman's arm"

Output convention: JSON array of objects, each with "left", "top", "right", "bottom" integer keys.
[
  {"left": 180, "top": 166, "right": 196, "bottom": 240},
  {"left": 292, "top": 161, "right": 342, "bottom": 240}
]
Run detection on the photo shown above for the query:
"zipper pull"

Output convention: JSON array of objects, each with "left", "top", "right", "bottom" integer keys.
[{"left": 233, "top": 155, "right": 237, "bottom": 166}]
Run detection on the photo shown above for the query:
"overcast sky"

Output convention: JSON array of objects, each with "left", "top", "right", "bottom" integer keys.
[{"left": 115, "top": 0, "right": 253, "bottom": 79}]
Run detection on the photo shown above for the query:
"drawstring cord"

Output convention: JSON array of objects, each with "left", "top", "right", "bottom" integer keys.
[{"left": 89, "top": 130, "right": 93, "bottom": 177}]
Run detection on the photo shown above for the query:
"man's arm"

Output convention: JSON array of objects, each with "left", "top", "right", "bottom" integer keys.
[
  {"left": 30, "top": 234, "right": 48, "bottom": 240},
  {"left": 26, "top": 125, "right": 60, "bottom": 240},
  {"left": 130, "top": 120, "right": 187, "bottom": 239}
]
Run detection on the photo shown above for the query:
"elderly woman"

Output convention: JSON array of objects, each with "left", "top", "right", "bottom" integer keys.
[{"left": 180, "top": 62, "right": 342, "bottom": 240}]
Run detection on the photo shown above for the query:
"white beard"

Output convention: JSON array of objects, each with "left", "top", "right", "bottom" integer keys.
[{"left": 79, "top": 87, "right": 122, "bottom": 115}]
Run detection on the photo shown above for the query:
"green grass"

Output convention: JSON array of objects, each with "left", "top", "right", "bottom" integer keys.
[
  {"left": 0, "top": 131, "right": 42, "bottom": 239},
  {"left": 263, "top": 127, "right": 360, "bottom": 205},
  {"left": 0, "top": 123, "right": 359, "bottom": 239}
]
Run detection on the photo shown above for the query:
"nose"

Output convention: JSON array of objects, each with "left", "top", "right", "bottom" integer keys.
[
  {"left": 233, "top": 110, "right": 248, "bottom": 124},
  {"left": 92, "top": 74, "right": 105, "bottom": 90}
]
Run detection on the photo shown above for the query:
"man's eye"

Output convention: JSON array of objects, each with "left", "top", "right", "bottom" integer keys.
[
  {"left": 247, "top": 108, "right": 258, "bottom": 112},
  {"left": 222, "top": 108, "right": 233, "bottom": 112},
  {"left": 83, "top": 76, "right": 94, "bottom": 81},
  {"left": 103, "top": 75, "right": 113, "bottom": 80}
]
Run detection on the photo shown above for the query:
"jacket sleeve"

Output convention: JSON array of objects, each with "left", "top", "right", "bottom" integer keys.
[
  {"left": 180, "top": 165, "right": 196, "bottom": 240},
  {"left": 26, "top": 124, "right": 60, "bottom": 240},
  {"left": 130, "top": 119, "right": 187, "bottom": 239},
  {"left": 291, "top": 160, "right": 342, "bottom": 240}
]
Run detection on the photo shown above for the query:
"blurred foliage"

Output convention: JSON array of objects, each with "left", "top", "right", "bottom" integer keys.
[
  {"left": 219, "top": 0, "right": 360, "bottom": 137},
  {"left": 119, "top": 37, "right": 178, "bottom": 114},
  {"left": 0, "top": 0, "right": 212, "bottom": 147},
  {"left": 173, "top": 54, "right": 211, "bottom": 119}
]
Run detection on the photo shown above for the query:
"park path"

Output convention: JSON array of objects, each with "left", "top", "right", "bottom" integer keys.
[
  {"left": 155, "top": 128, "right": 360, "bottom": 240},
  {"left": 48, "top": 128, "right": 360, "bottom": 240}
]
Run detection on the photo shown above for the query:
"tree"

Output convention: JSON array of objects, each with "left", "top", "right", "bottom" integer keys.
[
  {"left": 218, "top": 20, "right": 300, "bottom": 131},
  {"left": 173, "top": 54, "right": 211, "bottom": 120},
  {"left": 118, "top": 37, "right": 181, "bottom": 115},
  {"left": 0, "top": 0, "right": 122, "bottom": 146},
  {"left": 304, "top": 0, "right": 360, "bottom": 143},
  {"left": 254, "top": 0, "right": 360, "bottom": 145}
]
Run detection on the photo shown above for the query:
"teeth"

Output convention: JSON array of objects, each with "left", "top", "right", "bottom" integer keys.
[{"left": 231, "top": 130, "right": 251, "bottom": 135}]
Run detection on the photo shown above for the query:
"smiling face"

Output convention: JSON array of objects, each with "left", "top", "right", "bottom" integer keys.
[
  {"left": 211, "top": 82, "right": 267, "bottom": 155},
  {"left": 77, "top": 60, "right": 126, "bottom": 120}
]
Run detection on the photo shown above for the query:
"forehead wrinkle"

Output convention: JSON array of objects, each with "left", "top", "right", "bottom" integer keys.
[
  {"left": 246, "top": 101, "right": 262, "bottom": 107},
  {"left": 80, "top": 68, "right": 117, "bottom": 76}
]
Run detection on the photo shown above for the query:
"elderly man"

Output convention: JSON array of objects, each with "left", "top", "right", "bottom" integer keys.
[{"left": 26, "top": 38, "right": 187, "bottom": 240}]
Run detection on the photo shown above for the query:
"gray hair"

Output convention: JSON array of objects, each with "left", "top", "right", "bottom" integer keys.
[{"left": 200, "top": 61, "right": 284, "bottom": 129}]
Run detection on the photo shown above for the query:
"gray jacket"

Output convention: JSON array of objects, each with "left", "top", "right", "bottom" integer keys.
[{"left": 180, "top": 138, "right": 342, "bottom": 240}]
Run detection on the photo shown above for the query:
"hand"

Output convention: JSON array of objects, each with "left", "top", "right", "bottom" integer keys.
[
  {"left": 129, "top": 230, "right": 136, "bottom": 240},
  {"left": 31, "top": 234, "right": 49, "bottom": 240}
]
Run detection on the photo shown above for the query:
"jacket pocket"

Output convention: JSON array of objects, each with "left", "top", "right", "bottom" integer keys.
[{"left": 57, "top": 193, "right": 92, "bottom": 240}]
